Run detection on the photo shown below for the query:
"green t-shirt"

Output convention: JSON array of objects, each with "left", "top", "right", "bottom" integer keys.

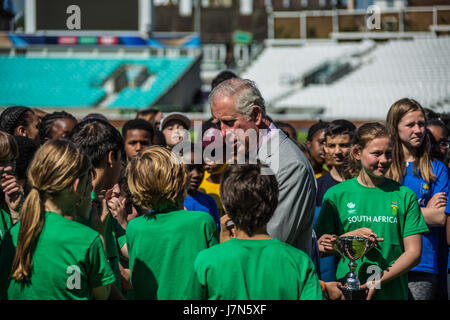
[
  {"left": 0, "top": 208, "right": 12, "bottom": 243},
  {"left": 189, "top": 238, "right": 324, "bottom": 300},
  {"left": 314, "top": 177, "right": 429, "bottom": 300},
  {"left": 104, "top": 214, "right": 126, "bottom": 292},
  {"left": 88, "top": 192, "right": 126, "bottom": 293},
  {"left": 126, "top": 209, "right": 218, "bottom": 300},
  {"left": 0, "top": 211, "right": 115, "bottom": 300}
]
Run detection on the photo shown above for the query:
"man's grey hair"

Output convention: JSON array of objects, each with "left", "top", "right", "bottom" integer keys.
[{"left": 208, "top": 78, "right": 266, "bottom": 119}]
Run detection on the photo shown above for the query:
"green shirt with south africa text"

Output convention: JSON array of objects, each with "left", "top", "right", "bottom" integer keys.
[
  {"left": 188, "top": 238, "right": 324, "bottom": 300},
  {"left": 0, "top": 211, "right": 115, "bottom": 300},
  {"left": 126, "top": 209, "right": 218, "bottom": 300},
  {"left": 314, "top": 177, "right": 429, "bottom": 300}
]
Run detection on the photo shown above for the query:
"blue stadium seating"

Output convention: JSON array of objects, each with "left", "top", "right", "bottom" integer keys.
[
  {"left": 107, "top": 57, "right": 193, "bottom": 109},
  {"left": 0, "top": 56, "right": 194, "bottom": 108}
]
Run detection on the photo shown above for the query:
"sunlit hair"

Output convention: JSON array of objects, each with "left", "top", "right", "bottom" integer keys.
[
  {"left": 208, "top": 78, "right": 266, "bottom": 119},
  {"left": 345, "top": 122, "right": 392, "bottom": 179},
  {"left": 39, "top": 111, "right": 77, "bottom": 144},
  {"left": 386, "top": 98, "right": 435, "bottom": 184},
  {"left": 0, "top": 131, "right": 19, "bottom": 161},
  {"left": 0, "top": 106, "right": 34, "bottom": 136},
  {"left": 127, "top": 146, "right": 187, "bottom": 211},
  {"left": 11, "top": 139, "right": 91, "bottom": 282}
]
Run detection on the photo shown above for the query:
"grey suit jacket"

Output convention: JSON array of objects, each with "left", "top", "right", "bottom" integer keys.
[{"left": 258, "top": 128, "right": 317, "bottom": 255}]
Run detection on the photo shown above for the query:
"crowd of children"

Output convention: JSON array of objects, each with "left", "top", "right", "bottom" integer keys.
[{"left": 0, "top": 73, "right": 449, "bottom": 300}]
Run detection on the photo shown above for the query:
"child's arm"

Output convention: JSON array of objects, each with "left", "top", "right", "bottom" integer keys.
[
  {"left": 322, "top": 281, "right": 345, "bottom": 300},
  {"left": 119, "top": 263, "right": 133, "bottom": 292},
  {"left": 421, "top": 207, "right": 446, "bottom": 227},
  {"left": 90, "top": 189, "right": 114, "bottom": 250},
  {"left": 92, "top": 284, "right": 111, "bottom": 300},
  {"left": 108, "top": 284, "right": 125, "bottom": 300},
  {"left": 361, "top": 233, "right": 422, "bottom": 300},
  {"left": 108, "top": 197, "right": 128, "bottom": 230},
  {"left": 422, "top": 165, "right": 448, "bottom": 226},
  {"left": 422, "top": 192, "right": 447, "bottom": 225},
  {"left": 0, "top": 166, "right": 24, "bottom": 223}
]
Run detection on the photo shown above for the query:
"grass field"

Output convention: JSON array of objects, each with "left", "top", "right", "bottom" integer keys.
[
  {"left": 297, "top": 131, "right": 307, "bottom": 143},
  {"left": 189, "top": 130, "right": 308, "bottom": 143}
]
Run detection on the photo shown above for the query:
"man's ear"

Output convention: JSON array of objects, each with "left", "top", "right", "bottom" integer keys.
[
  {"left": 14, "top": 125, "right": 27, "bottom": 137},
  {"left": 252, "top": 105, "right": 263, "bottom": 126}
]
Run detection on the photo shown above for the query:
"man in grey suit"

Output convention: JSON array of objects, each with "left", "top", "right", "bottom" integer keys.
[{"left": 209, "top": 77, "right": 317, "bottom": 254}]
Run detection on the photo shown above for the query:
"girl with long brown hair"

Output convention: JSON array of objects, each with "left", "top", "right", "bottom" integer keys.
[
  {"left": 386, "top": 98, "right": 449, "bottom": 300},
  {"left": 0, "top": 139, "right": 115, "bottom": 300}
]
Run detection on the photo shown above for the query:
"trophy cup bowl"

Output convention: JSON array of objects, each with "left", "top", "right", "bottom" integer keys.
[{"left": 332, "top": 235, "right": 377, "bottom": 300}]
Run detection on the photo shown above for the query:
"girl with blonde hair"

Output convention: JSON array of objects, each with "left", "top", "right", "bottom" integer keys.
[
  {"left": 0, "top": 140, "right": 115, "bottom": 300},
  {"left": 386, "top": 98, "right": 449, "bottom": 300},
  {"left": 316, "top": 122, "right": 428, "bottom": 300}
]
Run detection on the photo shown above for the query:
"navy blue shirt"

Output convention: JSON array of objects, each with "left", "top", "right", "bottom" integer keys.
[
  {"left": 446, "top": 167, "right": 450, "bottom": 272},
  {"left": 316, "top": 172, "right": 340, "bottom": 207}
]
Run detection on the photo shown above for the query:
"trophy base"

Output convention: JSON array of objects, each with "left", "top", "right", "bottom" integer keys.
[{"left": 340, "top": 287, "right": 367, "bottom": 300}]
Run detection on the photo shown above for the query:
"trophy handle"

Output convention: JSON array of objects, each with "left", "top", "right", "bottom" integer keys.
[
  {"left": 363, "top": 234, "right": 377, "bottom": 261},
  {"left": 331, "top": 235, "right": 346, "bottom": 262}
]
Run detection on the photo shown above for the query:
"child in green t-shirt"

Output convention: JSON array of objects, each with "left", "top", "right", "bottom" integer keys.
[
  {"left": 70, "top": 119, "right": 127, "bottom": 298},
  {"left": 315, "top": 122, "right": 429, "bottom": 300},
  {"left": 126, "top": 146, "right": 218, "bottom": 300},
  {"left": 187, "top": 163, "right": 325, "bottom": 300},
  {"left": 0, "top": 140, "right": 115, "bottom": 300}
]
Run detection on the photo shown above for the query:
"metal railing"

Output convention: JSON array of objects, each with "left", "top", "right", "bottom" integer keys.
[{"left": 268, "top": 5, "right": 450, "bottom": 39}]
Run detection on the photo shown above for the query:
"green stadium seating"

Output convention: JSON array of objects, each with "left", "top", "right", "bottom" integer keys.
[{"left": 0, "top": 56, "right": 194, "bottom": 108}]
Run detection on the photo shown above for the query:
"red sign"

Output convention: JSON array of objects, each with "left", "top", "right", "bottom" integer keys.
[
  {"left": 58, "top": 36, "right": 78, "bottom": 45},
  {"left": 99, "top": 36, "right": 119, "bottom": 45}
]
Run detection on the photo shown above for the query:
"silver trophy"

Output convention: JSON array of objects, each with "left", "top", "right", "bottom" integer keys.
[{"left": 332, "top": 235, "right": 377, "bottom": 300}]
